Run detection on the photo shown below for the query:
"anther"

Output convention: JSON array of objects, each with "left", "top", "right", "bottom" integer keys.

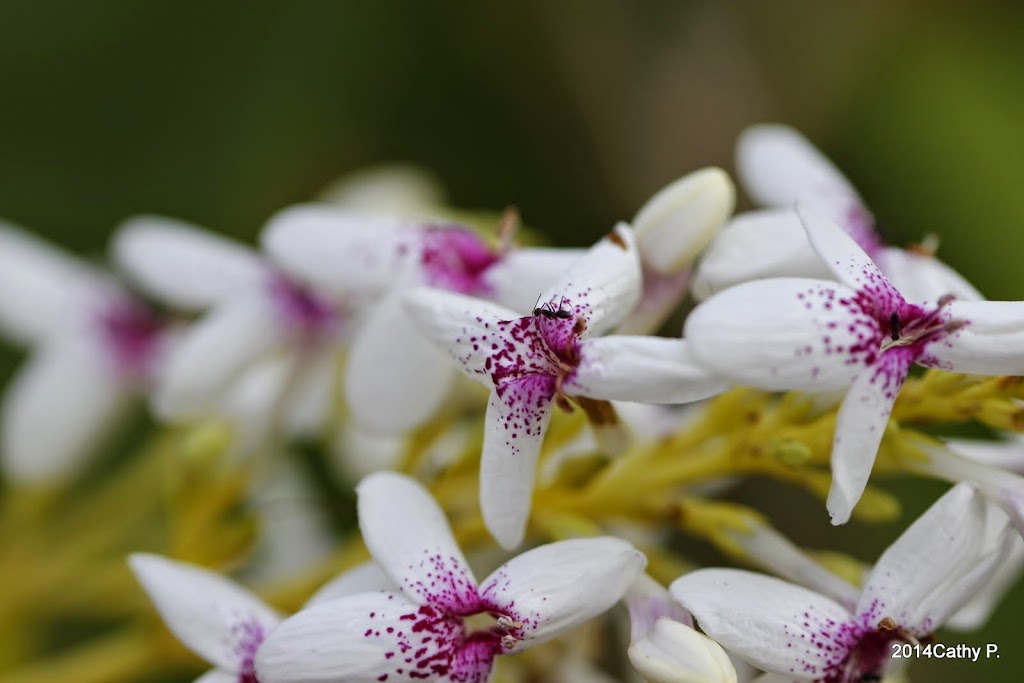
[
  {"left": 500, "top": 634, "right": 517, "bottom": 649},
  {"left": 496, "top": 616, "right": 522, "bottom": 630},
  {"left": 877, "top": 617, "right": 896, "bottom": 632}
]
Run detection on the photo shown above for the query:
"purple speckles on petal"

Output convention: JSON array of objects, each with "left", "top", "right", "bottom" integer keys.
[
  {"left": 230, "top": 618, "right": 266, "bottom": 683},
  {"left": 420, "top": 226, "right": 501, "bottom": 296},
  {"left": 402, "top": 549, "right": 482, "bottom": 616},
  {"left": 494, "top": 375, "right": 557, "bottom": 455},
  {"left": 843, "top": 202, "right": 885, "bottom": 261},
  {"left": 96, "top": 298, "right": 164, "bottom": 379}
]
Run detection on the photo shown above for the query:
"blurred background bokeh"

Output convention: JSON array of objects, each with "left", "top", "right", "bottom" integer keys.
[{"left": 1, "top": 1, "right": 1022, "bottom": 680}]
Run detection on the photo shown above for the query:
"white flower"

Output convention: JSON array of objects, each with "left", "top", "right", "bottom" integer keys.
[
  {"left": 0, "top": 222, "right": 168, "bottom": 481},
  {"left": 129, "top": 553, "right": 282, "bottom": 683},
  {"left": 261, "top": 204, "right": 584, "bottom": 436},
  {"left": 692, "top": 124, "right": 981, "bottom": 303},
  {"left": 114, "top": 216, "right": 343, "bottom": 444},
  {"left": 254, "top": 471, "right": 646, "bottom": 683},
  {"left": 404, "top": 225, "right": 726, "bottom": 547},
  {"left": 685, "top": 205, "right": 1024, "bottom": 524},
  {"left": 672, "top": 484, "right": 1014, "bottom": 683}
]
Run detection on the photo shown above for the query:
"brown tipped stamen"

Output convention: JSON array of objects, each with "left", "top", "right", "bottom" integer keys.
[{"left": 607, "top": 230, "right": 628, "bottom": 250}]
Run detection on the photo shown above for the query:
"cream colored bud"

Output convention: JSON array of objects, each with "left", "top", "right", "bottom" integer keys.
[{"left": 628, "top": 618, "right": 737, "bottom": 683}]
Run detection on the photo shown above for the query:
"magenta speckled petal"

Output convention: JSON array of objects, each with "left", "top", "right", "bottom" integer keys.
[
  {"left": 535, "top": 223, "right": 642, "bottom": 336},
  {"left": 826, "top": 348, "right": 912, "bottom": 525},
  {"left": 256, "top": 592, "right": 476, "bottom": 683},
  {"left": 480, "top": 378, "right": 556, "bottom": 549},
  {"left": 920, "top": 300, "right": 1024, "bottom": 375},
  {"left": 358, "top": 473, "right": 480, "bottom": 614},
  {"left": 671, "top": 569, "right": 854, "bottom": 680},
  {"left": 129, "top": 554, "right": 280, "bottom": 675},
  {"left": 479, "top": 537, "right": 646, "bottom": 651}
]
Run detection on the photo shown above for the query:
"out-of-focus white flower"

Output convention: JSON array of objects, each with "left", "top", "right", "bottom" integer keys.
[
  {"left": 686, "top": 206, "right": 1024, "bottom": 524},
  {"left": 317, "top": 164, "right": 446, "bottom": 216},
  {"left": 129, "top": 553, "right": 282, "bottom": 683},
  {"left": 673, "top": 484, "right": 1013, "bottom": 683},
  {"left": 405, "top": 225, "right": 726, "bottom": 547},
  {"left": 0, "top": 222, "right": 169, "bottom": 482},
  {"left": 261, "top": 204, "right": 584, "bottom": 436},
  {"left": 114, "top": 217, "right": 343, "bottom": 447},
  {"left": 255, "top": 472, "right": 646, "bottom": 683},
  {"left": 692, "top": 124, "right": 982, "bottom": 303}
]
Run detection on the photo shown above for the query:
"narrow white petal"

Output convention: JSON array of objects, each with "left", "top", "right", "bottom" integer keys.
[
  {"left": 671, "top": 569, "right": 853, "bottom": 678},
  {"left": 283, "top": 343, "right": 338, "bottom": 438},
  {"left": 690, "top": 209, "right": 832, "bottom": 301},
  {"left": 480, "top": 380, "right": 554, "bottom": 549},
  {"left": 0, "top": 222, "right": 115, "bottom": 342},
  {"left": 858, "top": 483, "right": 1010, "bottom": 635},
  {"left": 484, "top": 247, "right": 587, "bottom": 314},
  {"left": 154, "top": 297, "right": 284, "bottom": 420},
  {"left": 878, "top": 247, "right": 983, "bottom": 303},
  {"left": 305, "top": 562, "right": 396, "bottom": 607},
  {"left": 569, "top": 336, "right": 727, "bottom": 404},
  {"left": 345, "top": 294, "right": 455, "bottom": 434},
  {"left": 946, "top": 436, "right": 1024, "bottom": 473},
  {"left": 218, "top": 356, "right": 291, "bottom": 449},
  {"left": 2, "top": 336, "right": 129, "bottom": 482},
  {"left": 684, "top": 278, "right": 873, "bottom": 391},
  {"left": 947, "top": 534, "right": 1024, "bottom": 631},
  {"left": 357, "top": 472, "right": 480, "bottom": 612},
  {"left": 628, "top": 618, "right": 738, "bottom": 683},
  {"left": 255, "top": 592, "right": 474, "bottom": 683},
  {"left": 261, "top": 204, "right": 415, "bottom": 296},
  {"left": 128, "top": 554, "right": 279, "bottom": 672},
  {"left": 826, "top": 352, "right": 910, "bottom": 526},
  {"left": 737, "top": 124, "right": 860, "bottom": 215},
  {"left": 402, "top": 287, "right": 523, "bottom": 386},
  {"left": 798, "top": 205, "right": 899, "bottom": 308},
  {"left": 536, "top": 223, "right": 642, "bottom": 335},
  {"left": 920, "top": 300, "right": 1024, "bottom": 375},
  {"left": 113, "top": 216, "right": 267, "bottom": 310},
  {"left": 633, "top": 167, "right": 735, "bottom": 273},
  {"left": 479, "top": 536, "right": 645, "bottom": 648}
]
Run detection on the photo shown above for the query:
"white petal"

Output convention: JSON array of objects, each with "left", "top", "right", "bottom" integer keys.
[
  {"left": 283, "top": 343, "right": 339, "bottom": 438},
  {"left": 569, "top": 336, "right": 728, "bottom": 404},
  {"left": 2, "top": 336, "right": 129, "bottom": 482},
  {"left": 318, "top": 164, "right": 444, "bottom": 215},
  {"left": 154, "top": 297, "right": 284, "bottom": 420},
  {"left": 401, "top": 287, "right": 522, "bottom": 387},
  {"left": 255, "top": 592, "right": 474, "bottom": 683},
  {"left": 858, "top": 483, "right": 1011, "bottom": 635},
  {"left": 113, "top": 216, "right": 267, "bottom": 310},
  {"left": 671, "top": 569, "right": 852, "bottom": 678},
  {"left": 357, "top": 472, "right": 480, "bottom": 612},
  {"left": 946, "top": 533, "right": 1024, "bottom": 631},
  {"left": 797, "top": 205, "right": 899, "bottom": 308},
  {"left": 479, "top": 536, "right": 646, "bottom": 648},
  {"left": 480, "top": 380, "right": 555, "bottom": 549},
  {"left": 737, "top": 124, "right": 860, "bottom": 216},
  {"left": 0, "top": 222, "right": 115, "bottom": 342},
  {"left": 128, "top": 553, "right": 280, "bottom": 672},
  {"left": 920, "top": 300, "right": 1024, "bottom": 375},
  {"left": 628, "top": 618, "right": 738, "bottom": 683},
  {"left": 536, "top": 223, "right": 642, "bottom": 335},
  {"left": 217, "top": 355, "right": 292, "bottom": 450},
  {"left": 690, "top": 209, "right": 832, "bottom": 301},
  {"left": 878, "top": 247, "right": 983, "bottom": 303},
  {"left": 192, "top": 670, "right": 236, "bottom": 683},
  {"left": 946, "top": 436, "right": 1024, "bottom": 473},
  {"left": 826, "top": 352, "right": 910, "bottom": 526},
  {"left": 345, "top": 294, "right": 455, "bottom": 434},
  {"left": 261, "top": 204, "right": 415, "bottom": 296},
  {"left": 633, "top": 167, "right": 735, "bottom": 273},
  {"left": 483, "top": 247, "right": 587, "bottom": 313},
  {"left": 684, "top": 278, "right": 873, "bottom": 391},
  {"left": 305, "top": 562, "right": 396, "bottom": 607}
]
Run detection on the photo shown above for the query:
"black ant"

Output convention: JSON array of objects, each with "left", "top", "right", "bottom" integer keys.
[{"left": 533, "top": 295, "right": 573, "bottom": 319}]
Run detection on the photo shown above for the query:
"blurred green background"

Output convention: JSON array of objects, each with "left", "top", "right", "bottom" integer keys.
[{"left": 1, "top": 1, "right": 1022, "bottom": 680}]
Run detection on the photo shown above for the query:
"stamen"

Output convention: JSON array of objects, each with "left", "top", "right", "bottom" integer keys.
[
  {"left": 500, "top": 634, "right": 517, "bottom": 649},
  {"left": 496, "top": 616, "right": 522, "bottom": 630},
  {"left": 877, "top": 617, "right": 896, "bottom": 632}
]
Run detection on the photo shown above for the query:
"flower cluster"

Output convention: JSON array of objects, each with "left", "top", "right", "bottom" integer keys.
[{"left": 3, "top": 131, "right": 1024, "bottom": 683}]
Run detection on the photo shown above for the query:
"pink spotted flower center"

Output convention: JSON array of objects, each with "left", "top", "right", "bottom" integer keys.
[
  {"left": 420, "top": 226, "right": 502, "bottom": 296},
  {"left": 96, "top": 299, "right": 164, "bottom": 379}
]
